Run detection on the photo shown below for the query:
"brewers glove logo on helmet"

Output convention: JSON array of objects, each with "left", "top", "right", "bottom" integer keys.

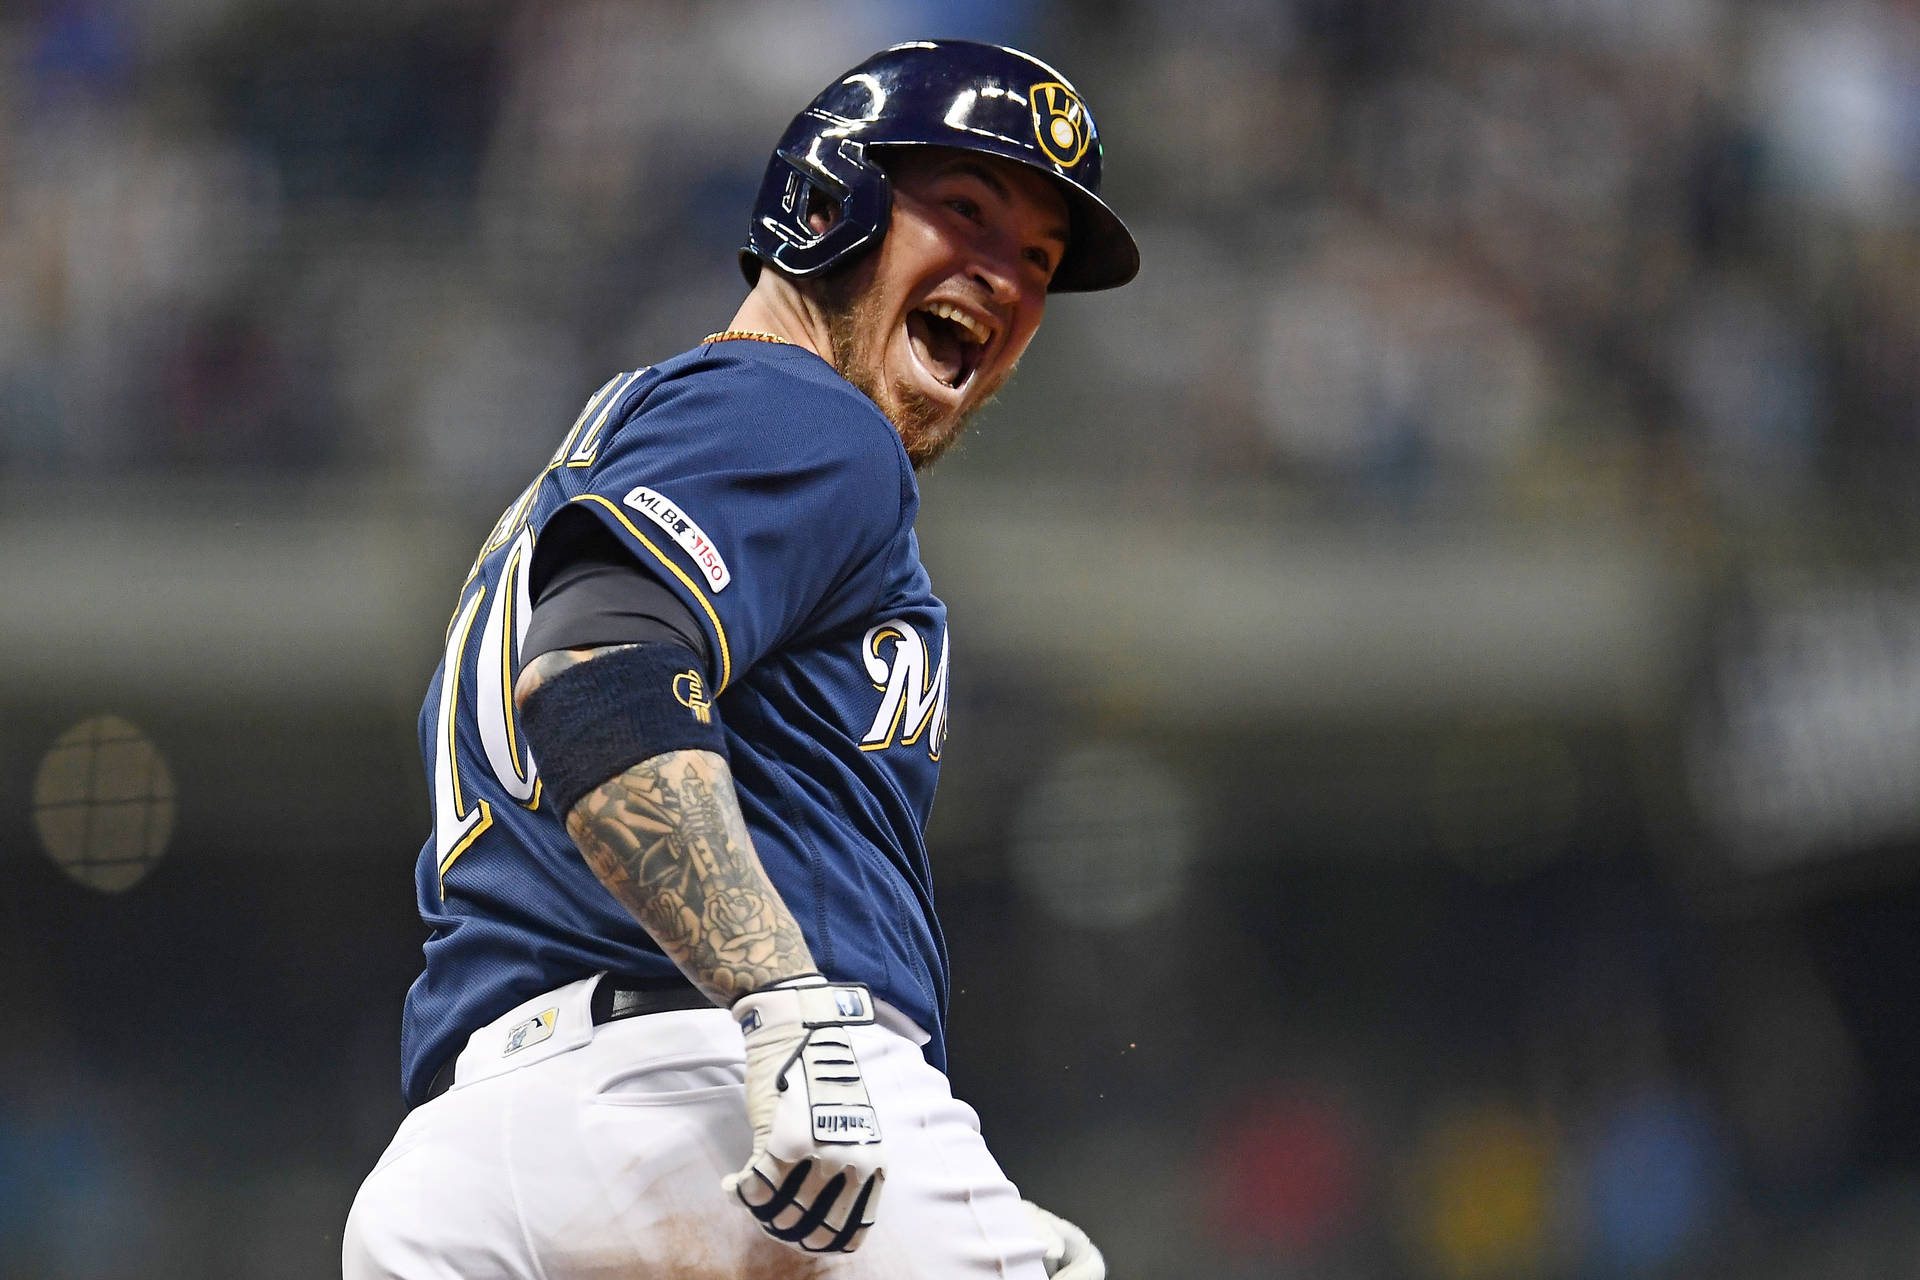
[{"left": 1030, "top": 81, "right": 1091, "bottom": 167}]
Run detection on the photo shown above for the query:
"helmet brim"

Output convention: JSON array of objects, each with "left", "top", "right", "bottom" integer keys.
[{"left": 1047, "top": 175, "right": 1139, "bottom": 293}]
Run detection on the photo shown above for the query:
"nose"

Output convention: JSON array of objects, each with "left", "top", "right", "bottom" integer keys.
[{"left": 968, "top": 235, "right": 1024, "bottom": 308}]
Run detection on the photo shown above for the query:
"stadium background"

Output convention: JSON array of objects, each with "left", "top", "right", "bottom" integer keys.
[{"left": 5, "top": 0, "right": 1920, "bottom": 1276}]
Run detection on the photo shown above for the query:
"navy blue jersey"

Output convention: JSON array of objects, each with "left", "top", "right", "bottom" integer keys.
[{"left": 400, "top": 339, "right": 951, "bottom": 1104}]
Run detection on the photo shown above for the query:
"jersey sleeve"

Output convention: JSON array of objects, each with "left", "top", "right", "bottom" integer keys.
[{"left": 555, "top": 362, "right": 910, "bottom": 693}]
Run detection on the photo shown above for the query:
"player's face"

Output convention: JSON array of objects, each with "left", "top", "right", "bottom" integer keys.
[{"left": 819, "top": 150, "right": 1070, "bottom": 468}]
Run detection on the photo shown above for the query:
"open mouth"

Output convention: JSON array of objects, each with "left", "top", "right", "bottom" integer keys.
[{"left": 905, "top": 301, "right": 992, "bottom": 392}]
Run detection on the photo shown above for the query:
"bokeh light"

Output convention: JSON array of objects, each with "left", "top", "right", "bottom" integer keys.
[
  {"left": 1008, "top": 740, "right": 1194, "bottom": 929},
  {"left": 31, "top": 715, "right": 175, "bottom": 894}
]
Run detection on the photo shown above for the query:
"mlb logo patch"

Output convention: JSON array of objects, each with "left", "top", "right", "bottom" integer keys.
[{"left": 503, "top": 1007, "right": 559, "bottom": 1056}]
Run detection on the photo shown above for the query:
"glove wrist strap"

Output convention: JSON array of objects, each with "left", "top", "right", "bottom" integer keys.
[
  {"left": 734, "top": 979, "right": 878, "bottom": 1033},
  {"left": 756, "top": 971, "right": 826, "bottom": 993}
]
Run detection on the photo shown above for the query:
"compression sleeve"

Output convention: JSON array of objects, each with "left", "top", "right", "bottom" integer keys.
[{"left": 521, "top": 506, "right": 711, "bottom": 663}]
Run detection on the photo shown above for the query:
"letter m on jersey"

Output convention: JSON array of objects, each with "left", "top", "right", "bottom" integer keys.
[{"left": 859, "top": 621, "right": 949, "bottom": 760}]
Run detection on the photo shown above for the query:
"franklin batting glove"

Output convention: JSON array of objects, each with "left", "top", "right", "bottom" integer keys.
[
  {"left": 722, "top": 975, "right": 886, "bottom": 1253},
  {"left": 1023, "top": 1200, "right": 1106, "bottom": 1280}
]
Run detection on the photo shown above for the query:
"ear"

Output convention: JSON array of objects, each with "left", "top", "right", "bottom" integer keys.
[{"left": 806, "top": 188, "right": 842, "bottom": 235}]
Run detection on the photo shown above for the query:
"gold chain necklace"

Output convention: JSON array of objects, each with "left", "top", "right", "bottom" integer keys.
[{"left": 701, "top": 329, "right": 791, "bottom": 346}]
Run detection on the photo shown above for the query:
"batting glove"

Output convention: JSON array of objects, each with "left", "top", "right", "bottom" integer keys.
[
  {"left": 722, "top": 975, "right": 886, "bottom": 1253},
  {"left": 1023, "top": 1200, "right": 1106, "bottom": 1280}
]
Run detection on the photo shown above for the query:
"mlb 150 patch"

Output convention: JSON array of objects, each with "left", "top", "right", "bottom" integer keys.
[{"left": 623, "top": 486, "right": 732, "bottom": 591}]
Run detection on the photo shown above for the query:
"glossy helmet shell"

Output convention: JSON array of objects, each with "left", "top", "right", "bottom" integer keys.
[{"left": 742, "top": 40, "right": 1139, "bottom": 293}]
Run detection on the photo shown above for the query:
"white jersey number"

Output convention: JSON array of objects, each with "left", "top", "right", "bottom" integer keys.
[
  {"left": 431, "top": 527, "right": 542, "bottom": 890},
  {"left": 429, "top": 373, "right": 643, "bottom": 892}
]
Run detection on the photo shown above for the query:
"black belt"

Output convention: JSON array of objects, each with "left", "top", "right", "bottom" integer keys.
[{"left": 421, "top": 976, "right": 715, "bottom": 1104}]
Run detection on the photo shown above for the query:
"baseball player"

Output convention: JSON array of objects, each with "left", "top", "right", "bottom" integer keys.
[{"left": 343, "top": 40, "right": 1136, "bottom": 1279}]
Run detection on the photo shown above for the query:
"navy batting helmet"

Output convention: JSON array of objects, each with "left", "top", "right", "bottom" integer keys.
[{"left": 741, "top": 40, "right": 1139, "bottom": 293}]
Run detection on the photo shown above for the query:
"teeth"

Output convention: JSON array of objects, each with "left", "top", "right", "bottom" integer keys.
[{"left": 926, "top": 301, "right": 990, "bottom": 345}]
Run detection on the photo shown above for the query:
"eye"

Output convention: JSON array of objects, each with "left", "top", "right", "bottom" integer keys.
[
  {"left": 945, "top": 196, "right": 983, "bottom": 223},
  {"left": 1024, "top": 246, "right": 1054, "bottom": 275}
]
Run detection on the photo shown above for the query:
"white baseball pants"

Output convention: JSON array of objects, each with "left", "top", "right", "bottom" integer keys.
[{"left": 343, "top": 977, "right": 1049, "bottom": 1278}]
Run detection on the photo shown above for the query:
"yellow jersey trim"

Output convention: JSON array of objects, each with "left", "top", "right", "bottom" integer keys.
[{"left": 498, "top": 540, "right": 530, "bottom": 784}]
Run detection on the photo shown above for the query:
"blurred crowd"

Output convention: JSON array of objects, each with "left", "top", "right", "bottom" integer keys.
[
  {"left": 0, "top": 0, "right": 1916, "bottom": 512},
  {"left": 5, "top": 2, "right": 1920, "bottom": 1278}
]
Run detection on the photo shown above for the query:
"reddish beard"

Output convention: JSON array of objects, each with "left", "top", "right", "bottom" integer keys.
[{"left": 814, "top": 273, "right": 994, "bottom": 471}]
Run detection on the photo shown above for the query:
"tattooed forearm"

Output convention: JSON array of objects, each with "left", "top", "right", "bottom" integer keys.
[
  {"left": 514, "top": 645, "right": 816, "bottom": 1004},
  {"left": 566, "top": 748, "right": 816, "bottom": 1005}
]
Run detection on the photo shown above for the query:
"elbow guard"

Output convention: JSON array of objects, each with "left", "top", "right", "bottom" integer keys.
[{"left": 518, "top": 643, "right": 728, "bottom": 819}]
